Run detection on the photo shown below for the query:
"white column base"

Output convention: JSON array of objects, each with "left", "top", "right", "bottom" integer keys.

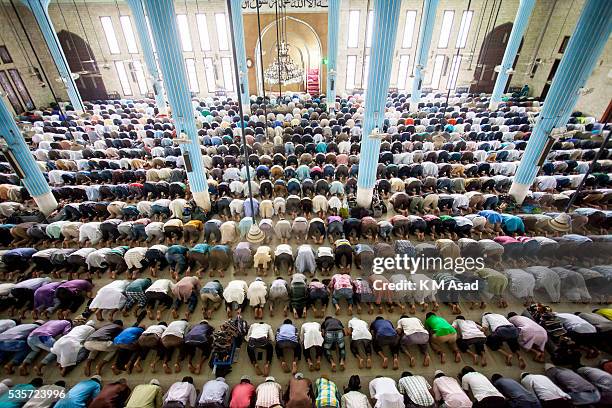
[
  {"left": 356, "top": 186, "right": 374, "bottom": 208},
  {"left": 509, "top": 182, "right": 530, "bottom": 205},
  {"left": 192, "top": 191, "right": 211, "bottom": 211},
  {"left": 33, "top": 192, "right": 58, "bottom": 216},
  {"left": 409, "top": 101, "right": 419, "bottom": 113},
  {"left": 488, "top": 100, "right": 500, "bottom": 111}
]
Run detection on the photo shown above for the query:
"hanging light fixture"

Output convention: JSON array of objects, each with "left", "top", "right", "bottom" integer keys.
[
  {"left": 263, "top": 42, "right": 303, "bottom": 85},
  {"left": 263, "top": 3, "right": 303, "bottom": 86}
]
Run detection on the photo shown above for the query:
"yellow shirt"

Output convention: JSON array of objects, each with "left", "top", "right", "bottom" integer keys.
[{"left": 595, "top": 309, "right": 612, "bottom": 321}]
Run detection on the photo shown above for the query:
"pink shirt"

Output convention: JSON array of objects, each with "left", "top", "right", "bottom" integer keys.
[
  {"left": 433, "top": 376, "right": 473, "bottom": 408},
  {"left": 172, "top": 276, "right": 200, "bottom": 301},
  {"left": 331, "top": 274, "right": 353, "bottom": 290}
]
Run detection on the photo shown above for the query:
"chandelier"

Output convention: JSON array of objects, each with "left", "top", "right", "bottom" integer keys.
[{"left": 263, "top": 42, "right": 304, "bottom": 85}]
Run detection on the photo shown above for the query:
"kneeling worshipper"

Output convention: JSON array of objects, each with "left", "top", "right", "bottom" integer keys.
[
  {"left": 89, "top": 280, "right": 130, "bottom": 321},
  {"left": 46, "top": 320, "right": 96, "bottom": 376}
]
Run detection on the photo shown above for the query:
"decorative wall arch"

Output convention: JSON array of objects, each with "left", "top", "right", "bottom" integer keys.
[{"left": 254, "top": 16, "right": 322, "bottom": 95}]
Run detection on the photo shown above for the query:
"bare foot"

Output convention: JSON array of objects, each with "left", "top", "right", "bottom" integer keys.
[{"left": 382, "top": 357, "right": 388, "bottom": 369}]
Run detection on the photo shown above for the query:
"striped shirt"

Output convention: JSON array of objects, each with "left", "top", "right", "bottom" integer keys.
[
  {"left": 255, "top": 381, "right": 282, "bottom": 408},
  {"left": 398, "top": 375, "right": 434, "bottom": 406}
]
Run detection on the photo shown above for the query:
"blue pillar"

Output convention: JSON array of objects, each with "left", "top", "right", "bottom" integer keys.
[
  {"left": 489, "top": 0, "right": 535, "bottom": 110},
  {"left": 409, "top": 0, "right": 439, "bottom": 112},
  {"left": 143, "top": 0, "right": 210, "bottom": 210},
  {"left": 126, "top": 0, "right": 167, "bottom": 114},
  {"left": 326, "top": 0, "right": 340, "bottom": 111},
  {"left": 510, "top": 0, "right": 612, "bottom": 204},
  {"left": 21, "top": 0, "right": 84, "bottom": 111},
  {"left": 0, "top": 97, "right": 57, "bottom": 215},
  {"left": 356, "top": 0, "right": 402, "bottom": 207},
  {"left": 227, "top": 0, "right": 250, "bottom": 114}
]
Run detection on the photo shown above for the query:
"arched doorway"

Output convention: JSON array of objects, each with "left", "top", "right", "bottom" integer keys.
[
  {"left": 58, "top": 30, "right": 108, "bottom": 101},
  {"left": 255, "top": 16, "right": 322, "bottom": 95},
  {"left": 471, "top": 22, "right": 513, "bottom": 93}
]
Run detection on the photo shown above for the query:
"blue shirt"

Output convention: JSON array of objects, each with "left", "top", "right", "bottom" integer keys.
[
  {"left": 501, "top": 214, "right": 525, "bottom": 233},
  {"left": 190, "top": 244, "right": 211, "bottom": 254},
  {"left": 276, "top": 324, "right": 298, "bottom": 343},
  {"left": 371, "top": 319, "right": 396, "bottom": 337},
  {"left": 243, "top": 199, "right": 259, "bottom": 218},
  {"left": 478, "top": 210, "right": 502, "bottom": 224},
  {"left": 113, "top": 327, "right": 144, "bottom": 345},
  {"left": 55, "top": 380, "right": 100, "bottom": 408},
  {"left": 167, "top": 245, "right": 188, "bottom": 256}
]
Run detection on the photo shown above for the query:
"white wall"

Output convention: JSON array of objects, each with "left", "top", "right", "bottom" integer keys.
[{"left": 0, "top": 0, "right": 610, "bottom": 118}]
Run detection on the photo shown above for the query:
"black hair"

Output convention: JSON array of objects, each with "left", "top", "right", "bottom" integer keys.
[
  {"left": 344, "top": 375, "right": 361, "bottom": 393},
  {"left": 400, "top": 315, "right": 408, "bottom": 319},
  {"left": 283, "top": 319, "right": 293, "bottom": 325},
  {"left": 521, "top": 373, "right": 530, "bottom": 379},
  {"left": 55, "top": 381, "right": 66, "bottom": 387},
  {"left": 426, "top": 312, "right": 435, "bottom": 319},
  {"left": 456, "top": 315, "right": 465, "bottom": 320},
  {"left": 434, "top": 372, "right": 445, "bottom": 379},
  {"left": 182, "top": 376, "right": 194, "bottom": 384},
  {"left": 31, "top": 378, "right": 44, "bottom": 387},
  {"left": 507, "top": 312, "right": 517, "bottom": 318},
  {"left": 401, "top": 371, "right": 413, "bottom": 378},
  {"left": 491, "top": 374, "right": 503, "bottom": 383},
  {"left": 112, "top": 320, "right": 124, "bottom": 326},
  {"left": 461, "top": 366, "right": 476, "bottom": 376}
]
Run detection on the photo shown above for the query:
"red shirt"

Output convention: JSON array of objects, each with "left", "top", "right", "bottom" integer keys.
[{"left": 230, "top": 382, "right": 256, "bottom": 408}]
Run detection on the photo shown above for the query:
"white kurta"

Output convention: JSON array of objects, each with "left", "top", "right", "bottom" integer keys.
[
  {"left": 89, "top": 280, "right": 130, "bottom": 310},
  {"left": 50, "top": 324, "right": 95, "bottom": 367}
]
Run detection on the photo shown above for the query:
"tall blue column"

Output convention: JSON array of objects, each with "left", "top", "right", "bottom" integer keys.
[
  {"left": 21, "top": 0, "right": 84, "bottom": 111},
  {"left": 326, "top": 0, "right": 340, "bottom": 111},
  {"left": 489, "top": 0, "right": 535, "bottom": 110},
  {"left": 409, "top": 0, "right": 438, "bottom": 112},
  {"left": 510, "top": 0, "right": 612, "bottom": 204},
  {"left": 227, "top": 0, "right": 250, "bottom": 114},
  {"left": 143, "top": 0, "right": 210, "bottom": 210},
  {"left": 356, "top": 0, "right": 402, "bottom": 208},
  {"left": 126, "top": 0, "right": 167, "bottom": 114},
  {"left": 0, "top": 97, "right": 57, "bottom": 215}
]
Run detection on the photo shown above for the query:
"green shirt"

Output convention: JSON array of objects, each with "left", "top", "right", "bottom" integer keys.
[
  {"left": 425, "top": 315, "right": 456, "bottom": 337},
  {"left": 125, "top": 384, "right": 162, "bottom": 408}
]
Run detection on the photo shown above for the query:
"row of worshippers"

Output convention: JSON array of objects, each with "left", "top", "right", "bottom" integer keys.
[
  {"left": 1, "top": 306, "right": 609, "bottom": 381},
  {"left": 0, "top": 362, "right": 611, "bottom": 408}
]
